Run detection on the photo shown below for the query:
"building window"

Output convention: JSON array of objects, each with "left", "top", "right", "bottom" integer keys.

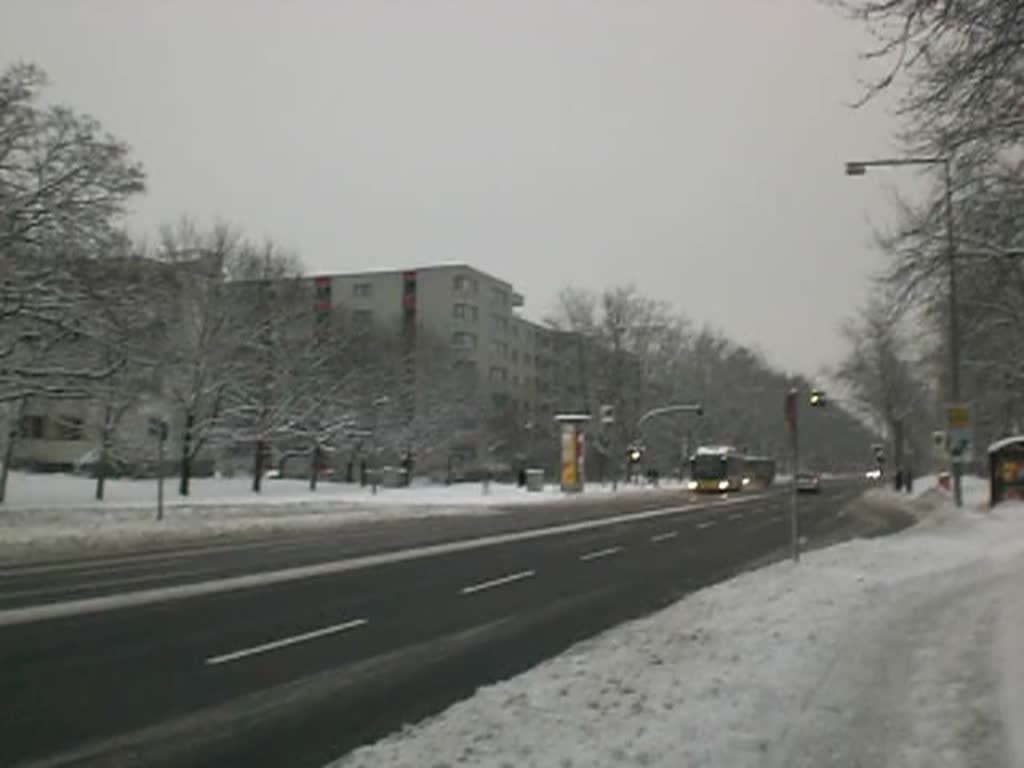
[
  {"left": 454, "top": 274, "right": 478, "bottom": 294},
  {"left": 18, "top": 415, "right": 45, "bottom": 439},
  {"left": 489, "top": 366, "right": 508, "bottom": 383},
  {"left": 453, "top": 303, "right": 478, "bottom": 321},
  {"left": 352, "top": 282, "right": 372, "bottom": 298},
  {"left": 511, "top": 324, "right": 519, "bottom": 339},
  {"left": 524, "top": 353, "right": 532, "bottom": 366},
  {"left": 452, "top": 332, "right": 477, "bottom": 349},
  {"left": 492, "top": 286, "right": 507, "bottom": 307},
  {"left": 512, "top": 375, "right": 519, "bottom": 386},
  {"left": 53, "top": 416, "right": 84, "bottom": 441},
  {"left": 510, "top": 349, "right": 519, "bottom": 363}
]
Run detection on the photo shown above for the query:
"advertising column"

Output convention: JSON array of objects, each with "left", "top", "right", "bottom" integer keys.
[{"left": 555, "top": 414, "right": 590, "bottom": 493}]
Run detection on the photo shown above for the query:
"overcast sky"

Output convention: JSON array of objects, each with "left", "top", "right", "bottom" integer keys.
[{"left": 1, "top": 0, "right": 910, "bottom": 376}]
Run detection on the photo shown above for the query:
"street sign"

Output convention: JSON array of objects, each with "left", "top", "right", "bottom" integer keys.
[
  {"left": 946, "top": 403, "right": 974, "bottom": 464},
  {"left": 600, "top": 404, "right": 615, "bottom": 425}
]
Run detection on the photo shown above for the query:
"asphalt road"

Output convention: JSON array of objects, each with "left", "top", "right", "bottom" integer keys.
[{"left": 0, "top": 480, "right": 867, "bottom": 768}]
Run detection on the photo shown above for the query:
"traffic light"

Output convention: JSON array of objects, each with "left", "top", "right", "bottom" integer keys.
[{"left": 809, "top": 389, "right": 826, "bottom": 407}]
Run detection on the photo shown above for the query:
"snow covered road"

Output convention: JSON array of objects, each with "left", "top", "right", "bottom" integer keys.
[{"left": 334, "top": 479, "right": 1024, "bottom": 768}]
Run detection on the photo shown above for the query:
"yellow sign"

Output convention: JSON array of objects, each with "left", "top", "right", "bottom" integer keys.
[{"left": 947, "top": 405, "right": 970, "bottom": 428}]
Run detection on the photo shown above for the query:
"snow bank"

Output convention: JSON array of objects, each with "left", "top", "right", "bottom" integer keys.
[
  {"left": 1, "top": 470, "right": 688, "bottom": 514},
  {"left": 334, "top": 476, "right": 1024, "bottom": 768},
  {"left": 0, "top": 471, "right": 689, "bottom": 561}
]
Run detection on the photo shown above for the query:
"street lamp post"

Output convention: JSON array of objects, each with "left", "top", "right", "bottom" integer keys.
[
  {"left": 845, "top": 156, "right": 963, "bottom": 507},
  {"left": 370, "top": 396, "right": 390, "bottom": 494}
]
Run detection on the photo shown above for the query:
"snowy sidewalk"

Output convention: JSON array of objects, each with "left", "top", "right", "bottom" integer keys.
[{"left": 333, "top": 478, "right": 1024, "bottom": 768}]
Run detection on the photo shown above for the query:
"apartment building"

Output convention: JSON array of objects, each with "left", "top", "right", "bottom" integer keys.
[
  {"left": 10, "top": 260, "right": 576, "bottom": 474},
  {"left": 307, "top": 264, "right": 565, "bottom": 425}
]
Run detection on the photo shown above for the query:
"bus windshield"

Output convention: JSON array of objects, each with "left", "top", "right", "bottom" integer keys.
[{"left": 692, "top": 455, "right": 728, "bottom": 478}]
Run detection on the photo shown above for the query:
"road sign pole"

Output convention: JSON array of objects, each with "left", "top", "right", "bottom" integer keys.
[
  {"left": 790, "top": 419, "right": 800, "bottom": 563},
  {"left": 157, "top": 435, "right": 165, "bottom": 522},
  {"left": 785, "top": 389, "right": 800, "bottom": 563}
]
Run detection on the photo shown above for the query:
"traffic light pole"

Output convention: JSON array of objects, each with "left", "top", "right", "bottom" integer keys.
[{"left": 790, "top": 410, "right": 800, "bottom": 563}]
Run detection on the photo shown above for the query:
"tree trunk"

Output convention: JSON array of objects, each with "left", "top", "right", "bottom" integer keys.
[
  {"left": 252, "top": 439, "right": 265, "bottom": 493},
  {"left": 0, "top": 399, "right": 26, "bottom": 505},
  {"left": 95, "top": 403, "right": 112, "bottom": 501},
  {"left": 179, "top": 411, "right": 194, "bottom": 497},
  {"left": 309, "top": 444, "right": 320, "bottom": 491},
  {"left": 95, "top": 446, "right": 107, "bottom": 501}
]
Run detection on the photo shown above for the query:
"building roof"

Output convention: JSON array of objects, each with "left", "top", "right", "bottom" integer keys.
[
  {"left": 988, "top": 436, "right": 1024, "bottom": 454},
  {"left": 309, "top": 262, "right": 512, "bottom": 286},
  {"left": 695, "top": 445, "right": 739, "bottom": 456}
]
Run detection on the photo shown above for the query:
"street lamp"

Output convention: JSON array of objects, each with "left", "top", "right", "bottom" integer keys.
[{"left": 845, "top": 155, "right": 964, "bottom": 507}]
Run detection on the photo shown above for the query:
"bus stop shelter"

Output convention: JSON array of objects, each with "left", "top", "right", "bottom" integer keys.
[{"left": 988, "top": 436, "right": 1024, "bottom": 506}]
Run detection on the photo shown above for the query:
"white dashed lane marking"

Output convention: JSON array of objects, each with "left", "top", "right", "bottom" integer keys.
[
  {"left": 579, "top": 547, "right": 623, "bottom": 562},
  {"left": 459, "top": 570, "right": 536, "bottom": 596},
  {"left": 205, "top": 618, "right": 368, "bottom": 666}
]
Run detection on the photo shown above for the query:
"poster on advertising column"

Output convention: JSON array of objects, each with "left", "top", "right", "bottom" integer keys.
[{"left": 561, "top": 423, "right": 577, "bottom": 488}]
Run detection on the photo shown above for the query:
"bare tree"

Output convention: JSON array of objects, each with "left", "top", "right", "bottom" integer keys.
[
  {"left": 0, "top": 62, "right": 145, "bottom": 500},
  {"left": 216, "top": 239, "right": 308, "bottom": 492},
  {"left": 836, "top": 0, "right": 1024, "bottom": 163},
  {"left": 373, "top": 330, "right": 483, "bottom": 475},
  {"left": 833, "top": 293, "right": 933, "bottom": 469},
  {"left": 0, "top": 63, "right": 146, "bottom": 405},
  {"left": 151, "top": 218, "right": 248, "bottom": 496}
]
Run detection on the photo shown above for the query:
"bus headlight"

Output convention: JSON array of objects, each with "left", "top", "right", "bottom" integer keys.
[
  {"left": 687, "top": 480, "right": 698, "bottom": 490},
  {"left": 718, "top": 480, "right": 729, "bottom": 491},
  {"left": 742, "top": 477, "right": 751, "bottom": 486}
]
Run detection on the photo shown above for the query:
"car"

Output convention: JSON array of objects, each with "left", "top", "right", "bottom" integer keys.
[{"left": 795, "top": 472, "right": 822, "bottom": 493}]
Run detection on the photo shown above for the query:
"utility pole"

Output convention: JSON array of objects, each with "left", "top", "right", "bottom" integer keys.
[{"left": 942, "top": 158, "right": 963, "bottom": 508}]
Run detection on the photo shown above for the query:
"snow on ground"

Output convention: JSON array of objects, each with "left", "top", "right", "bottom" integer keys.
[
  {"left": 1, "top": 470, "right": 689, "bottom": 513},
  {"left": 0, "top": 470, "right": 688, "bottom": 561},
  {"left": 333, "top": 476, "right": 1024, "bottom": 768}
]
